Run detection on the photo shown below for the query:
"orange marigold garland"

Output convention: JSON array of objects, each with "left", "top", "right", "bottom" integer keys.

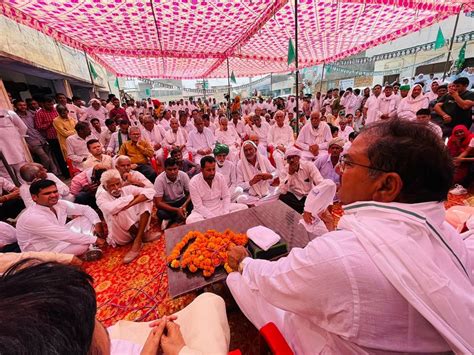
[{"left": 167, "top": 229, "right": 248, "bottom": 277}]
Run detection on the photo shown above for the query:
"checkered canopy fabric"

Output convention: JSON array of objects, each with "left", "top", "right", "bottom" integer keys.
[{"left": 1, "top": 0, "right": 471, "bottom": 79}]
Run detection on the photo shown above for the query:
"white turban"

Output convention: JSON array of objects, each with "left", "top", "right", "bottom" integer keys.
[
  {"left": 329, "top": 137, "right": 345, "bottom": 148},
  {"left": 284, "top": 146, "right": 302, "bottom": 159}
]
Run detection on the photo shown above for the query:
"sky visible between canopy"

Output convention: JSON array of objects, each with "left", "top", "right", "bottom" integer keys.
[{"left": 1, "top": 0, "right": 472, "bottom": 79}]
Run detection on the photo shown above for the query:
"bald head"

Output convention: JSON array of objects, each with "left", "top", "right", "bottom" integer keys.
[
  {"left": 310, "top": 111, "right": 321, "bottom": 129},
  {"left": 20, "top": 163, "right": 47, "bottom": 182},
  {"left": 275, "top": 110, "right": 285, "bottom": 127}
]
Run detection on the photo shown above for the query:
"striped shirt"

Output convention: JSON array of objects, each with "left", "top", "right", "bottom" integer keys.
[{"left": 34, "top": 108, "right": 59, "bottom": 140}]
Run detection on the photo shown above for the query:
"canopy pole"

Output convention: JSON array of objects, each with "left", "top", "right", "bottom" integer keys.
[
  {"left": 319, "top": 62, "right": 325, "bottom": 93},
  {"left": 442, "top": 4, "right": 463, "bottom": 81},
  {"left": 226, "top": 57, "right": 231, "bottom": 118},
  {"left": 270, "top": 72, "right": 273, "bottom": 96},
  {"left": 294, "top": 0, "right": 300, "bottom": 135}
]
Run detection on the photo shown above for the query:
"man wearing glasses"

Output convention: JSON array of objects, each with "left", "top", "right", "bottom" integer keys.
[{"left": 227, "top": 119, "right": 472, "bottom": 354}]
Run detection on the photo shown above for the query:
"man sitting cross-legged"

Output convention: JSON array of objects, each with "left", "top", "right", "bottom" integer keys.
[
  {"left": 16, "top": 179, "right": 105, "bottom": 260},
  {"left": 96, "top": 169, "right": 159, "bottom": 264},
  {"left": 115, "top": 155, "right": 154, "bottom": 189},
  {"left": 154, "top": 158, "right": 193, "bottom": 231},
  {"left": 186, "top": 156, "right": 247, "bottom": 224}
]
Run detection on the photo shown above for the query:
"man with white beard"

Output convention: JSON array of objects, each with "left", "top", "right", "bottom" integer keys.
[
  {"left": 213, "top": 144, "right": 243, "bottom": 202},
  {"left": 214, "top": 117, "right": 241, "bottom": 162},
  {"left": 295, "top": 111, "right": 332, "bottom": 161},
  {"left": 245, "top": 114, "right": 271, "bottom": 152},
  {"left": 96, "top": 169, "right": 158, "bottom": 264}
]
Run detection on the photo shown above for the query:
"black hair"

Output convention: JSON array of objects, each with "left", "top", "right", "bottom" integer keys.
[
  {"left": 438, "top": 84, "right": 448, "bottom": 90},
  {"left": 55, "top": 93, "right": 66, "bottom": 100},
  {"left": 354, "top": 88, "right": 360, "bottom": 95},
  {"left": 86, "top": 139, "right": 100, "bottom": 148},
  {"left": 75, "top": 122, "right": 90, "bottom": 132},
  {"left": 90, "top": 118, "right": 99, "bottom": 124},
  {"left": 91, "top": 168, "right": 106, "bottom": 184},
  {"left": 360, "top": 119, "right": 453, "bottom": 203},
  {"left": 164, "top": 157, "right": 178, "bottom": 168},
  {"left": 119, "top": 119, "right": 130, "bottom": 125},
  {"left": 348, "top": 131, "right": 358, "bottom": 141},
  {"left": 170, "top": 148, "right": 182, "bottom": 157},
  {"left": 330, "top": 126, "right": 339, "bottom": 134},
  {"left": 200, "top": 155, "right": 216, "bottom": 169},
  {"left": 416, "top": 108, "right": 431, "bottom": 116},
  {"left": 72, "top": 96, "right": 81, "bottom": 102},
  {"left": 453, "top": 77, "right": 469, "bottom": 86},
  {"left": 0, "top": 260, "right": 96, "bottom": 354},
  {"left": 44, "top": 96, "right": 55, "bottom": 104},
  {"left": 29, "top": 179, "right": 56, "bottom": 196}
]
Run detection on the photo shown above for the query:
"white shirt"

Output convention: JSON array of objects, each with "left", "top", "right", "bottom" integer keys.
[
  {"left": 279, "top": 160, "right": 324, "bottom": 199},
  {"left": 0, "top": 109, "right": 28, "bottom": 165},
  {"left": 16, "top": 200, "right": 99, "bottom": 253},
  {"left": 229, "top": 120, "right": 246, "bottom": 138},
  {"left": 236, "top": 155, "right": 276, "bottom": 196},
  {"left": 107, "top": 131, "right": 129, "bottom": 154},
  {"left": 337, "top": 125, "right": 354, "bottom": 142},
  {"left": 0, "top": 177, "right": 15, "bottom": 204},
  {"left": 83, "top": 106, "right": 108, "bottom": 125},
  {"left": 377, "top": 94, "right": 400, "bottom": 120},
  {"left": 0, "top": 221, "right": 16, "bottom": 248},
  {"left": 217, "top": 160, "right": 237, "bottom": 188},
  {"left": 340, "top": 93, "right": 359, "bottom": 115},
  {"left": 186, "top": 128, "right": 215, "bottom": 155},
  {"left": 20, "top": 173, "right": 71, "bottom": 208},
  {"left": 141, "top": 125, "right": 166, "bottom": 148},
  {"left": 66, "top": 103, "right": 85, "bottom": 121},
  {"left": 295, "top": 122, "right": 332, "bottom": 151},
  {"left": 66, "top": 134, "right": 92, "bottom": 170},
  {"left": 189, "top": 172, "right": 230, "bottom": 218},
  {"left": 245, "top": 121, "right": 271, "bottom": 146},
  {"left": 215, "top": 127, "right": 241, "bottom": 148},
  {"left": 364, "top": 95, "right": 380, "bottom": 124},
  {"left": 267, "top": 124, "right": 294, "bottom": 148}
]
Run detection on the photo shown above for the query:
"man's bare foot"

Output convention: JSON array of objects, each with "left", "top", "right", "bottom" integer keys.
[{"left": 143, "top": 229, "right": 161, "bottom": 243}]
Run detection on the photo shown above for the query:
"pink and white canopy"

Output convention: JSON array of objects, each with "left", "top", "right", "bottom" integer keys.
[{"left": 1, "top": 0, "right": 472, "bottom": 79}]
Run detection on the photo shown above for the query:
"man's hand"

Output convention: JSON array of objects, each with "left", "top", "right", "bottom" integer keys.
[
  {"left": 95, "top": 237, "right": 106, "bottom": 248},
  {"left": 228, "top": 246, "right": 249, "bottom": 271},
  {"left": 176, "top": 206, "right": 187, "bottom": 220},
  {"left": 153, "top": 143, "right": 161, "bottom": 150},
  {"left": 442, "top": 114, "right": 452, "bottom": 124},
  {"left": 260, "top": 173, "right": 273, "bottom": 181},
  {"left": 249, "top": 174, "right": 262, "bottom": 186},
  {"left": 94, "top": 222, "right": 105, "bottom": 238},
  {"left": 70, "top": 256, "right": 83, "bottom": 267},
  {"left": 318, "top": 209, "right": 335, "bottom": 231},
  {"left": 309, "top": 144, "right": 319, "bottom": 156},
  {"left": 302, "top": 211, "right": 314, "bottom": 224},
  {"left": 448, "top": 85, "right": 457, "bottom": 96},
  {"left": 161, "top": 320, "right": 186, "bottom": 355},
  {"left": 140, "top": 319, "right": 167, "bottom": 355},
  {"left": 277, "top": 145, "right": 286, "bottom": 153}
]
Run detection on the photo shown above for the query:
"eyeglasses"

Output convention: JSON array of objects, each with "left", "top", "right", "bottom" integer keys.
[{"left": 338, "top": 155, "right": 390, "bottom": 174}]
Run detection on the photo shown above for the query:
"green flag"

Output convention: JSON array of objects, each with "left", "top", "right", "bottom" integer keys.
[
  {"left": 145, "top": 88, "right": 151, "bottom": 96},
  {"left": 230, "top": 71, "right": 237, "bottom": 84},
  {"left": 287, "top": 38, "right": 295, "bottom": 66},
  {"left": 114, "top": 77, "right": 119, "bottom": 89},
  {"left": 434, "top": 27, "right": 445, "bottom": 49},
  {"left": 88, "top": 62, "right": 99, "bottom": 79},
  {"left": 456, "top": 42, "right": 467, "bottom": 69},
  {"left": 326, "top": 65, "right": 331, "bottom": 74}
]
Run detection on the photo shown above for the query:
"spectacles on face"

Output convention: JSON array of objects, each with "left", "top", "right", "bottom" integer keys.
[{"left": 338, "top": 154, "right": 390, "bottom": 174}]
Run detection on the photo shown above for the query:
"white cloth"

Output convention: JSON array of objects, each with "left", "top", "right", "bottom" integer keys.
[
  {"left": 140, "top": 125, "right": 166, "bottom": 147},
  {"left": 245, "top": 121, "right": 271, "bottom": 146},
  {"left": 20, "top": 173, "right": 72, "bottom": 208},
  {"left": 0, "top": 177, "right": 15, "bottom": 201},
  {"left": 337, "top": 125, "right": 354, "bottom": 142},
  {"left": 66, "top": 134, "right": 93, "bottom": 170},
  {"left": 300, "top": 179, "right": 336, "bottom": 235},
  {"left": 229, "top": 120, "right": 246, "bottom": 138},
  {"left": 215, "top": 127, "right": 241, "bottom": 148},
  {"left": 377, "top": 93, "right": 400, "bottom": 120},
  {"left": 187, "top": 173, "right": 247, "bottom": 224},
  {"left": 0, "top": 109, "right": 28, "bottom": 165},
  {"left": 267, "top": 124, "right": 294, "bottom": 148},
  {"left": 279, "top": 160, "right": 324, "bottom": 199},
  {"left": 397, "top": 85, "right": 430, "bottom": 121},
  {"left": 16, "top": 200, "right": 99, "bottom": 253},
  {"left": 83, "top": 106, "right": 108, "bottom": 125},
  {"left": 96, "top": 185, "right": 154, "bottom": 246},
  {"left": 108, "top": 293, "right": 230, "bottom": 355},
  {"left": 66, "top": 103, "right": 84, "bottom": 122},
  {"left": 340, "top": 93, "right": 359, "bottom": 115},
  {"left": 163, "top": 128, "right": 188, "bottom": 150},
  {"left": 247, "top": 226, "right": 280, "bottom": 251},
  {"left": 186, "top": 128, "right": 215, "bottom": 163},
  {"left": 364, "top": 95, "right": 380, "bottom": 125},
  {"left": 236, "top": 146, "right": 275, "bottom": 198},
  {"left": 227, "top": 201, "right": 471, "bottom": 354},
  {"left": 0, "top": 221, "right": 16, "bottom": 248},
  {"left": 339, "top": 201, "right": 473, "bottom": 353},
  {"left": 295, "top": 122, "right": 332, "bottom": 158}
]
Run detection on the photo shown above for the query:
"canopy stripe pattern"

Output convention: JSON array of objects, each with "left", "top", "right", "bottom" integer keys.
[{"left": 1, "top": 0, "right": 471, "bottom": 79}]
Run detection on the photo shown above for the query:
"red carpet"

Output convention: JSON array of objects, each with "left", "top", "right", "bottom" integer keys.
[{"left": 83, "top": 193, "right": 470, "bottom": 348}]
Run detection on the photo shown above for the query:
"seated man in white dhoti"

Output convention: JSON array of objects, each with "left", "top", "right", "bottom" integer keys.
[
  {"left": 115, "top": 155, "right": 153, "bottom": 189},
  {"left": 186, "top": 117, "right": 215, "bottom": 164},
  {"left": 278, "top": 147, "right": 324, "bottom": 214},
  {"left": 295, "top": 111, "right": 332, "bottom": 161},
  {"left": 19, "top": 162, "right": 74, "bottom": 207},
  {"left": 267, "top": 110, "right": 295, "bottom": 179},
  {"left": 213, "top": 143, "right": 243, "bottom": 202},
  {"left": 16, "top": 180, "right": 105, "bottom": 259},
  {"left": 227, "top": 119, "right": 473, "bottom": 354},
  {"left": 214, "top": 117, "right": 241, "bottom": 162},
  {"left": 236, "top": 141, "right": 278, "bottom": 205},
  {"left": 140, "top": 116, "right": 166, "bottom": 165},
  {"left": 0, "top": 261, "right": 230, "bottom": 355},
  {"left": 96, "top": 169, "right": 158, "bottom": 264},
  {"left": 187, "top": 156, "right": 247, "bottom": 224}
]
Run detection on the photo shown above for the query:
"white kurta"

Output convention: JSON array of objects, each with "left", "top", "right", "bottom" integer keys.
[
  {"left": 66, "top": 134, "right": 93, "bottom": 170},
  {"left": 364, "top": 95, "right": 380, "bottom": 125},
  {"left": 215, "top": 128, "right": 241, "bottom": 161},
  {"left": 96, "top": 185, "right": 155, "bottom": 246},
  {"left": 187, "top": 172, "right": 247, "bottom": 224},
  {"left": 16, "top": 200, "right": 99, "bottom": 254},
  {"left": 295, "top": 122, "right": 332, "bottom": 160},
  {"left": 186, "top": 128, "right": 215, "bottom": 164},
  {"left": 0, "top": 221, "right": 16, "bottom": 248},
  {"left": 0, "top": 109, "right": 28, "bottom": 165},
  {"left": 83, "top": 106, "right": 108, "bottom": 125},
  {"left": 267, "top": 124, "right": 294, "bottom": 148},
  {"left": 377, "top": 94, "right": 400, "bottom": 120},
  {"left": 236, "top": 154, "right": 276, "bottom": 198},
  {"left": 279, "top": 160, "right": 324, "bottom": 199},
  {"left": 397, "top": 95, "right": 430, "bottom": 121},
  {"left": 245, "top": 121, "right": 271, "bottom": 146},
  {"left": 340, "top": 93, "right": 358, "bottom": 115},
  {"left": 227, "top": 201, "right": 470, "bottom": 354},
  {"left": 337, "top": 125, "right": 354, "bottom": 142}
]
